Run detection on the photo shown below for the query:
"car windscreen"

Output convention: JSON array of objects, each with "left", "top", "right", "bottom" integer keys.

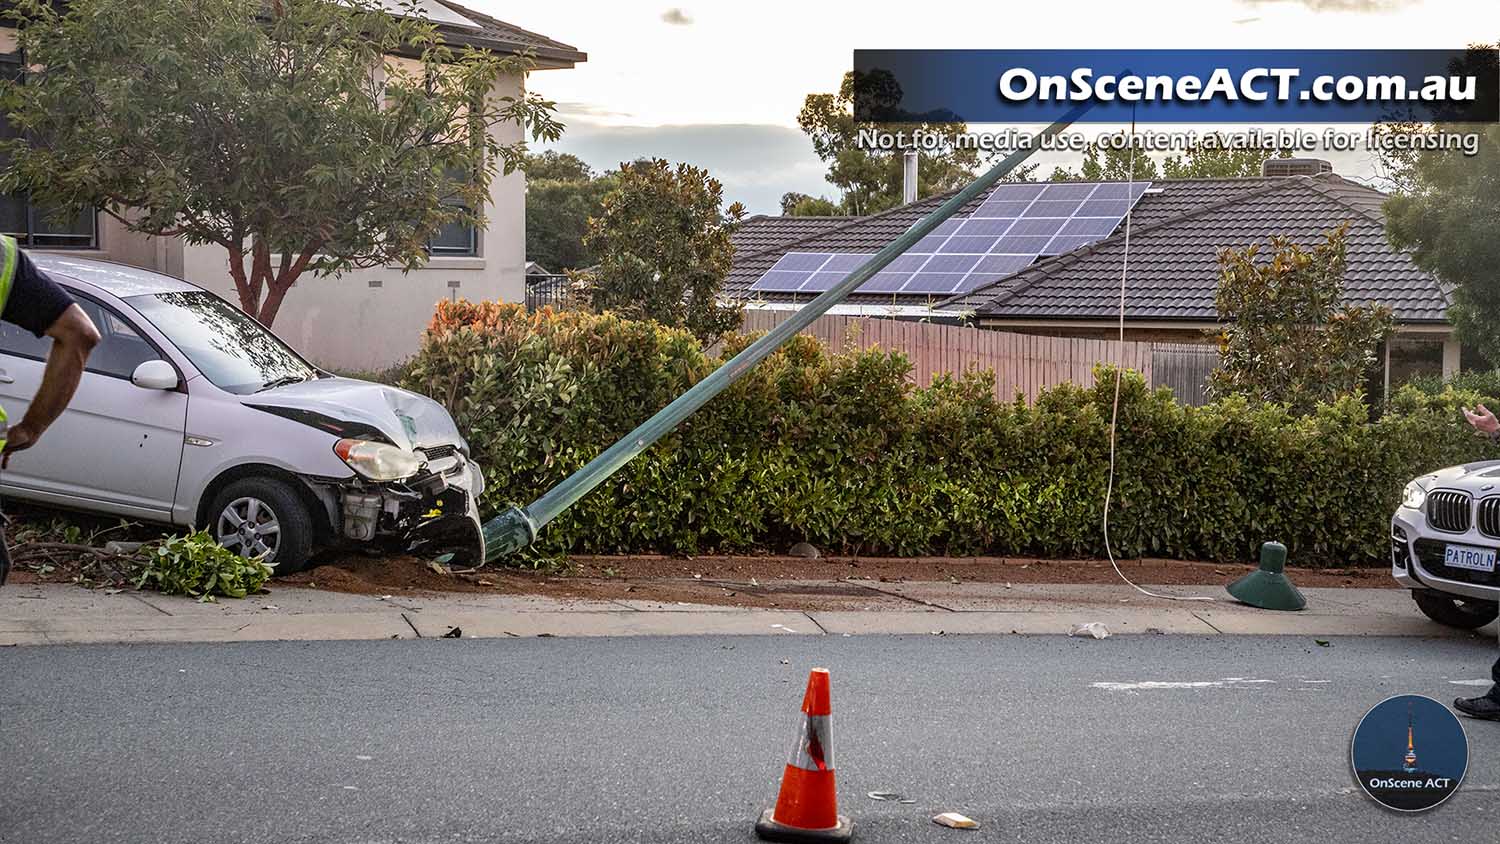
[{"left": 128, "top": 291, "right": 317, "bottom": 395}]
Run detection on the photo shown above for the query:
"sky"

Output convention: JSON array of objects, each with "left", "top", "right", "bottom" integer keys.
[{"left": 456, "top": 0, "right": 1500, "bottom": 214}]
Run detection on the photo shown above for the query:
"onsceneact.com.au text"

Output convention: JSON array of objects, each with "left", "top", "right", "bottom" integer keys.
[{"left": 998, "top": 67, "right": 1479, "bottom": 104}]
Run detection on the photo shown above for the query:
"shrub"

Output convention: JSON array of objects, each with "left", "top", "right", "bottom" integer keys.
[
  {"left": 134, "top": 531, "right": 274, "bottom": 600},
  {"left": 404, "top": 302, "right": 1498, "bottom": 567}
]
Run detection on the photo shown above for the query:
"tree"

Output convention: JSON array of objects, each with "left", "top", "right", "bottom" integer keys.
[
  {"left": 1383, "top": 123, "right": 1500, "bottom": 363},
  {"left": 1048, "top": 142, "right": 1159, "bottom": 182},
  {"left": 0, "top": 0, "right": 560, "bottom": 325},
  {"left": 1162, "top": 146, "right": 1290, "bottom": 179},
  {"left": 578, "top": 159, "right": 745, "bottom": 343},
  {"left": 783, "top": 194, "right": 842, "bottom": 217},
  {"left": 1207, "top": 225, "right": 1394, "bottom": 413},
  {"left": 798, "top": 71, "right": 989, "bottom": 216},
  {"left": 524, "top": 151, "right": 614, "bottom": 272}
]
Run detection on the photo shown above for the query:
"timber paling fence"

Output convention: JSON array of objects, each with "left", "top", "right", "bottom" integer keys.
[{"left": 736, "top": 310, "right": 1214, "bottom": 405}]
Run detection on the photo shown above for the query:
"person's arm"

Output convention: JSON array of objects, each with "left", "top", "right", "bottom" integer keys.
[{"left": 2, "top": 304, "right": 99, "bottom": 468}]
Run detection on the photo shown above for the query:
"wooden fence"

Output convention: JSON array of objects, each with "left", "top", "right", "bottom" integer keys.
[
  {"left": 737, "top": 310, "right": 1161, "bottom": 403},
  {"left": 1151, "top": 343, "right": 1220, "bottom": 406}
]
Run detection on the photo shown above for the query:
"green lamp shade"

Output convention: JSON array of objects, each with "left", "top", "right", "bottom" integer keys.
[{"left": 1226, "top": 541, "right": 1306, "bottom": 611}]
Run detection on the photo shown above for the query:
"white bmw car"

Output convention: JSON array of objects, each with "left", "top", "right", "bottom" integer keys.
[
  {"left": 1392, "top": 462, "right": 1500, "bottom": 629},
  {"left": 0, "top": 255, "right": 485, "bottom": 572}
]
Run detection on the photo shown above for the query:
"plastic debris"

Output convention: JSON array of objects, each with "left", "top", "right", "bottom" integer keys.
[
  {"left": 441, "top": 626, "right": 462, "bottom": 639},
  {"left": 867, "top": 791, "right": 916, "bottom": 804},
  {"left": 933, "top": 812, "right": 979, "bottom": 829},
  {"left": 1069, "top": 622, "right": 1111, "bottom": 639},
  {"left": 789, "top": 542, "right": 821, "bottom": 559},
  {"left": 1315, "top": 639, "right": 1331, "bottom": 647}
]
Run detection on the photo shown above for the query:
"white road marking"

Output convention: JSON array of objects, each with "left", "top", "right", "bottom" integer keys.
[
  {"left": 1092, "top": 678, "right": 1274, "bottom": 692},
  {"left": 1448, "top": 679, "right": 1492, "bottom": 686}
]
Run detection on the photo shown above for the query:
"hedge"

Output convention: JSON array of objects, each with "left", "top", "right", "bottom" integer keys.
[{"left": 402, "top": 301, "right": 1498, "bottom": 566}]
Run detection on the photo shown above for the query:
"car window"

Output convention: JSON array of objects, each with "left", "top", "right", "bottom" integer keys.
[
  {"left": 0, "top": 294, "right": 162, "bottom": 380},
  {"left": 128, "top": 291, "right": 316, "bottom": 394}
]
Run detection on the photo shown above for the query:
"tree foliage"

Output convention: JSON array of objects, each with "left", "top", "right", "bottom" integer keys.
[
  {"left": 798, "top": 71, "right": 990, "bottom": 216},
  {"left": 577, "top": 159, "right": 744, "bottom": 344},
  {"left": 1208, "top": 225, "right": 1394, "bottom": 413},
  {"left": 523, "top": 151, "right": 614, "bottom": 272},
  {"left": 1383, "top": 123, "right": 1500, "bottom": 363},
  {"left": 780, "top": 192, "right": 843, "bottom": 217},
  {"left": 1050, "top": 141, "right": 1288, "bottom": 181},
  {"left": 0, "top": 0, "right": 561, "bottom": 325},
  {"left": 1162, "top": 146, "right": 1290, "bottom": 179}
]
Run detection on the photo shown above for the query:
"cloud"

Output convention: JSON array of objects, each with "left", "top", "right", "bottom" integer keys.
[
  {"left": 1239, "top": 0, "right": 1415, "bottom": 11},
  {"left": 660, "top": 7, "right": 693, "bottom": 25},
  {"left": 556, "top": 101, "right": 636, "bottom": 120},
  {"left": 541, "top": 122, "right": 830, "bottom": 215}
]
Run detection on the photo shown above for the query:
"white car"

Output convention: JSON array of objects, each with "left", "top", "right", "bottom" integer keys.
[
  {"left": 1392, "top": 462, "right": 1500, "bottom": 630},
  {"left": 0, "top": 255, "right": 485, "bottom": 572}
]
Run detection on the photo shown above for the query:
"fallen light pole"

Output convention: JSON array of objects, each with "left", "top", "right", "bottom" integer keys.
[{"left": 482, "top": 103, "right": 1092, "bottom": 562}]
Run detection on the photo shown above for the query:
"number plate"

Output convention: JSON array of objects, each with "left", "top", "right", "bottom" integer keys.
[{"left": 1444, "top": 543, "right": 1497, "bottom": 573}]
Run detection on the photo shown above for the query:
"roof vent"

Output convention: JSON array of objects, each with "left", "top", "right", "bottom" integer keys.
[{"left": 1261, "top": 157, "right": 1333, "bottom": 177}]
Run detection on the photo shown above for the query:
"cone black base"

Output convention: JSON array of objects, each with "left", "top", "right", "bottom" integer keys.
[{"left": 755, "top": 809, "right": 853, "bottom": 843}]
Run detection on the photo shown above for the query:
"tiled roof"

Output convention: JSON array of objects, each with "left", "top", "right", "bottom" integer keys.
[
  {"left": 435, "top": 2, "right": 587, "bottom": 64},
  {"left": 733, "top": 215, "right": 853, "bottom": 256},
  {"left": 725, "top": 174, "right": 1448, "bottom": 325},
  {"left": 941, "top": 173, "right": 1448, "bottom": 324}
]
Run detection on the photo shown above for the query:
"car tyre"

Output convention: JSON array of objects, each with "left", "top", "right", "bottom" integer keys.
[
  {"left": 1412, "top": 590, "right": 1499, "bottom": 630},
  {"left": 210, "top": 477, "right": 315, "bottom": 575}
]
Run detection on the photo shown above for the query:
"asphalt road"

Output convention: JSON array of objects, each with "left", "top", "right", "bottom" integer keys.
[{"left": 4, "top": 633, "right": 1500, "bottom": 843}]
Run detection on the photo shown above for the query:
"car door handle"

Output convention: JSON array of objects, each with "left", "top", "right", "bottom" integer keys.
[{"left": 0, "top": 370, "right": 12, "bottom": 384}]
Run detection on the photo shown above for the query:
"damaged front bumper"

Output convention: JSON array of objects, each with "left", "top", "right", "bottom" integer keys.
[{"left": 312, "top": 451, "right": 487, "bottom": 565}]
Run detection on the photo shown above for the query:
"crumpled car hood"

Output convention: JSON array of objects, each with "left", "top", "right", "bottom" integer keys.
[
  {"left": 1420, "top": 460, "right": 1500, "bottom": 493},
  {"left": 242, "top": 377, "right": 463, "bottom": 452}
]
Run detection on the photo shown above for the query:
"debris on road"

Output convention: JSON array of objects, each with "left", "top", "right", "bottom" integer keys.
[
  {"left": 1069, "top": 622, "right": 1111, "bottom": 639},
  {"left": 1315, "top": 639, "right": 1331, "bottom": 647},
  {"left": 932, "top": 812, "right": 979, "bottom": 829},
  {"left": 867, "top": 791, "right": 916, "bottom": 804},
  {"left": 441, "top": 626, "right": 462, "bottom": 639}
]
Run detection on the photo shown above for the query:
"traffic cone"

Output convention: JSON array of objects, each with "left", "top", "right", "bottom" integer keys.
[
  {"left": 755, "top": 668, "right": 853, "bottom": 843},
  {"left": 1226, "top": 541, "right": 1306, "bottom": 611}
]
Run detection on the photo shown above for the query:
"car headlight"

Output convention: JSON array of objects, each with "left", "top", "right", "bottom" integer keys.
[
  {"left": 334, "top": 438, "right": 424, "bottom": 481},
  {"left": 1401, "top": 480, "right": 1429, "bottom": 511}
]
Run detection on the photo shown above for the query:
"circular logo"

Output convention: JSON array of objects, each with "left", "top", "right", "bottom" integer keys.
[{"left": 1351, "top": 694, "right": 1468, "bottom": 812}]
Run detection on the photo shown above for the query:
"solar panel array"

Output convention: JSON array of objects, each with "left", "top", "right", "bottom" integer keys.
[{"left": 751, "top": 181, "right": 1152, "bottom": 297}]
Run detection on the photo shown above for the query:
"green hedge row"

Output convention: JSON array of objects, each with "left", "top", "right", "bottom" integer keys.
[{"left": 404, "top": 301, "right": 1497, "bottom": 566}]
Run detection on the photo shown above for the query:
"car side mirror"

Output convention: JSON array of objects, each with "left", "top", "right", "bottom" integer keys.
[{"left": 131, "top": 360, "right": 179, "bottom": 390}]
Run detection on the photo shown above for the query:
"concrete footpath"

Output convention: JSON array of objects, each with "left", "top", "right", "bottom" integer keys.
[{"left": 1, "top": 580, "right": 1494, "bottom": 645}]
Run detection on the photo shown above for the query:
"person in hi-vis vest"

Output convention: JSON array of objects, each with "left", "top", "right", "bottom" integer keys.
[{"left": 0, "top": 233, "right": 100, "bottom": 587}]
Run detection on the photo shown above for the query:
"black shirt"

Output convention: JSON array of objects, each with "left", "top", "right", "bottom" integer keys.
[{"left": 2, "top": 248, "right": 74, "bottom": 337}]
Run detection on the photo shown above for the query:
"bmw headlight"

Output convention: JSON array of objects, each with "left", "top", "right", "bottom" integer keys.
[
  {"left": 335, "top": 439, "right": 424, "bottom": 481},
  {"left": 1401, "top": 480, "right": 1429, "bottom": 511}
]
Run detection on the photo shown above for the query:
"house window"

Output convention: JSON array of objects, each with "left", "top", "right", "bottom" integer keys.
[
  {"left": 428, "top": 214, "right": 477, "bottom": 256},
  {"left": 427, "top": 166, "right": 477, "bottom": 257},
  {"left": 0, "top": 56, "right": 97, "bottom": 248}
]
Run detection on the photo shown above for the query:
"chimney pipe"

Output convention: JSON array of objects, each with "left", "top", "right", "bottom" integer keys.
[{"left": 902, "top": 150, "right": 919, "bottom": 204}]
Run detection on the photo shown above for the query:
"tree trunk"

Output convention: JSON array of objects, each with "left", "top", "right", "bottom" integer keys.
[{"left": 224, "top": 243, "right": 319, "bottom": 328}]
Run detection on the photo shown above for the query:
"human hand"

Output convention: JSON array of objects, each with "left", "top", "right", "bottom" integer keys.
[
  {"left": 1, "top": 422, "right": 37, "bottom": 469},
  {"left": 1463, "top": 404, "right": 1500, "bottom": 436}
]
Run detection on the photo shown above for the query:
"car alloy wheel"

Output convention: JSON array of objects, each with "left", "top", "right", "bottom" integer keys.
[{"left": 217, "top": 496, "right": 282, "bottom": 561}]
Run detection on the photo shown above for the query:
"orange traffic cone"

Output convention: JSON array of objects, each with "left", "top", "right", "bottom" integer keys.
[{"left": 755, "top": 668, "right": 853, "bottom": 843}]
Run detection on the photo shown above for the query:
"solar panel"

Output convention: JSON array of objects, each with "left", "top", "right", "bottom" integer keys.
[{"left": 747, "top": 181, "right": 1152, "bottom": 297}]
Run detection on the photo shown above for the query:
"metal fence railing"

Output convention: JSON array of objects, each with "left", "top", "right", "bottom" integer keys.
[{"left": 524, "top": 274, "right": 573, "bottom": 311}]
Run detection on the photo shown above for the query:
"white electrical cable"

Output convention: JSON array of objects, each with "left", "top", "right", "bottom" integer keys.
[{"left": 1102, "top": 110, "right": 1216, "bottom": 603}]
